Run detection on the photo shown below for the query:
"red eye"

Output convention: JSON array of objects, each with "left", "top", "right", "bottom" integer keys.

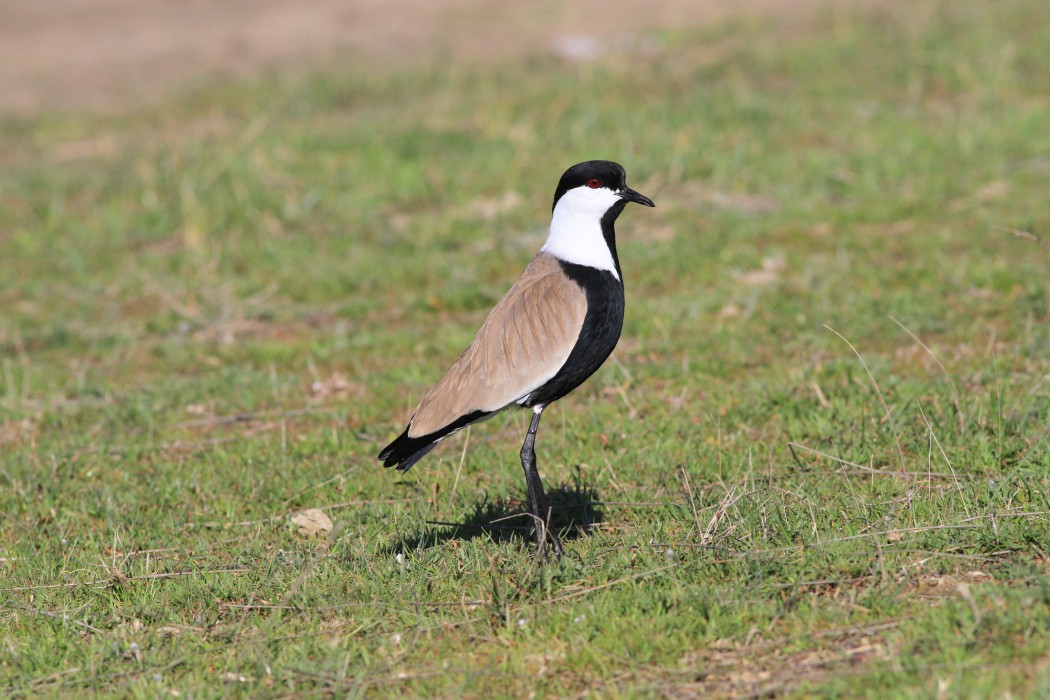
[{"left": 586, "top": 178, "right": 603, "bottom": 189}]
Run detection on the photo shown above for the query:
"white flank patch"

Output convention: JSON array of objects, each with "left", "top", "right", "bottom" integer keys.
[
  {"left": 512, "top": 376, "right": 559, "bottom": 407},
  {"left": 540, "top": 185, "right": 621, "bottom": 278}
]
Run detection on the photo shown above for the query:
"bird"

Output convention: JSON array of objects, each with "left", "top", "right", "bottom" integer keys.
[{"left": 379, "top": 160, "right": 654, "bottom": 557}]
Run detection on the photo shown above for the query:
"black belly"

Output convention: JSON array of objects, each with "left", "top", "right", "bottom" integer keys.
[{"left": 524, "top": 261, "right": 625, "bottom": 408}]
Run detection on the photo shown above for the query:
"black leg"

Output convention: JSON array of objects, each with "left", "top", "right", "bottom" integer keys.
[{"left": 519, "top": 409, "right": 563, "bottom": 559}]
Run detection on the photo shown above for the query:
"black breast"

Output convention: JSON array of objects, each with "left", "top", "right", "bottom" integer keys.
[{"left": 524, "top": 261, "right": 625, "bottom": 408}]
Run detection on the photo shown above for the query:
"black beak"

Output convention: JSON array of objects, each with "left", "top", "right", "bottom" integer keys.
[{"left": 619, "top": 187, "right": 655, "bottom": 207}]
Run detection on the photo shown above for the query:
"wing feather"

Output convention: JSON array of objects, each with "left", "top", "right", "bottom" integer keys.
[{"left": 408, "top": 253, "right": 587, "bottom": 437}]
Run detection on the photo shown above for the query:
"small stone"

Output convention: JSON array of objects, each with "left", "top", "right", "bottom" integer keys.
[{"left": 291, "top": 508, "right": 333, "bottom": 537}]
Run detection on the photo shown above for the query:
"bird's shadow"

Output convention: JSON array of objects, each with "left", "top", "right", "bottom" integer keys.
[{"left": 384, "top": 479, "right": 603, "bottom": 555}]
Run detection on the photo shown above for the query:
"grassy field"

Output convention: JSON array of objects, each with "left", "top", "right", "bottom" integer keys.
[{"left": 3, "top": 0, "right": 1050, "bottom": 696}]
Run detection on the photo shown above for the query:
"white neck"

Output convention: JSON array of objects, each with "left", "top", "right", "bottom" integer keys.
[{"left": 539, "top": 186, "right": 621, "bottom": 279}]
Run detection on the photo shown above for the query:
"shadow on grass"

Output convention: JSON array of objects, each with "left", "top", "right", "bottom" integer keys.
[{"left": 385, "top": 479, "right": 604, "bottom": 555}]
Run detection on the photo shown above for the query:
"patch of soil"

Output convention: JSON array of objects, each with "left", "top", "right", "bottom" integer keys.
[{"left": 2, "top": 0, "right": 864, "bottom": 115}]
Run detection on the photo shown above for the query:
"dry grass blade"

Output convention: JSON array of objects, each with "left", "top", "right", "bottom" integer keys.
[
  {"left": 824, "top": 324, "right": 906, "bottom": 471},
  {"left": 1, "top": 567, "right": 252, "bottom": 593},
  {"left": 990, "top": 224, "right": 1039, "bottom": 242},
  {"left": 544, "top": 564, "right": 677, "bottom": 604},
  {"left": 915, "top": 400, "right": 971, "bottom": 517},
  {"left": 700, "top": 484, "right": 742, "bottom": 547},
  {"left": 680, "top": 466, "right": 703, "bottom": 537},
  {"left": 5, "top": 603, "right": 104, "bottom": 634},
  {"left": 447, "top": 425, "right": 471, "bottom": 513},
  {"left": 787, "top": 442, "right": 959, "bottom": 479},
  {"left": 890, "top": 315, "right": 966, "bottom": 437}
]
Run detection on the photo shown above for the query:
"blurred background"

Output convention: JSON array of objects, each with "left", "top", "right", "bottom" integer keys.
[{"left": 2, "top": 0, "right": 853, "bottom": 114}]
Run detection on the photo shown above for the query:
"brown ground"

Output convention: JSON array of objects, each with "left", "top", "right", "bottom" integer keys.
[{"left": 1, "top": 0, "right": 865, "bottom": 116}]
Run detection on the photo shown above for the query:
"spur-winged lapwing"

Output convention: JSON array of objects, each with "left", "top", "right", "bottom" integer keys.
[{"left": 379, "top": 161, "right": 654, "bottom": 557}]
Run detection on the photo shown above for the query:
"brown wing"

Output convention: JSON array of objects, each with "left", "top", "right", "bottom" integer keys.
[{"left": 407, "top": 253, "right": 587, "bottom": 437}]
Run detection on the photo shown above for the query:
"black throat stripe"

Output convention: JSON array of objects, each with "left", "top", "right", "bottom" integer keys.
[
  {"left": 523, "top": 260, "right": 625, "bottom": 408},
  {"left": 600, "top": 200, "right": 627, "bottom": 278}
]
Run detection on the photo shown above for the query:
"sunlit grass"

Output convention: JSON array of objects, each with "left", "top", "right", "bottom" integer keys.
[{"left": 2, "top": 0, "right": 1050, "bottom": 696}]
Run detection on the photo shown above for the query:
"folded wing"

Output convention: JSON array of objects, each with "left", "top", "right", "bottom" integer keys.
[{"left": 410, "top": 252, "right": 588, "bottom": 435}]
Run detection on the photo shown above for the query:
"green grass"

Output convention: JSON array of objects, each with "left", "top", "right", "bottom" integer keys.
[{"left": 3, "top": 0, "right": 1050, "bottom": 696}]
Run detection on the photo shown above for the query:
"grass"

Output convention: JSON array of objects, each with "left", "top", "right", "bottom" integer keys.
[{"left": 2, "top": 0, "right": 1050, "bottom": 696}]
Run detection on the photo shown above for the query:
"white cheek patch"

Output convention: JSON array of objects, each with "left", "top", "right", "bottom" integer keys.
[{"left": 540, "top": 186, "right": 621, "bottom": 278}]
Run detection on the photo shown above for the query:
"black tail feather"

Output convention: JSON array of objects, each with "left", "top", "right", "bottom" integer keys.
[
  {"left": 378, "top": 409, "right": 492, "bottom": 472},
  {"left": 379, "top": 430, "right": 439, "bottom": 472}
]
